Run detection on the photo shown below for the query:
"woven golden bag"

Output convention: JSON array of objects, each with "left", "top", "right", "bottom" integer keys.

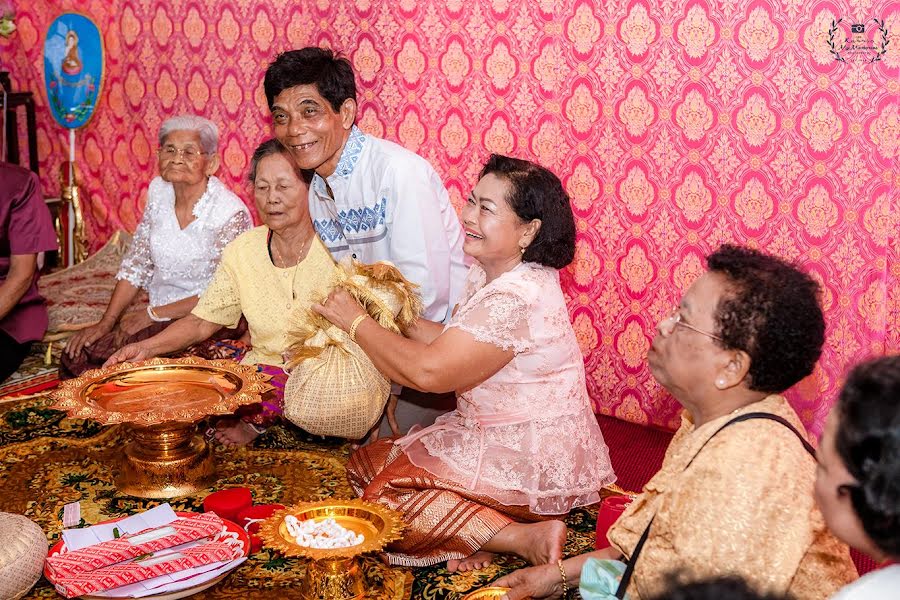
[{"left": 283, "top": 259, "right": 422, "bottom": 439}]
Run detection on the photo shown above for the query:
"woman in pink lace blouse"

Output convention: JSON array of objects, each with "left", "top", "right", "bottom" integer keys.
[{"left": 314, "top": 154, "right": 616, "bottom": 572}]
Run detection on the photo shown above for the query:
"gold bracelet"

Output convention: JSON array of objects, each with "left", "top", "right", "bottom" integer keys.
[
  {"left": 557, "top": 559, "right": 569, "bottom": 596},
  {"left": 348, "top": 314, "right": 368, "bottom": 342}
]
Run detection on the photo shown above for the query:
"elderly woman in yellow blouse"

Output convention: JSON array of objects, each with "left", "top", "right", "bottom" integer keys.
[
  {"left": 496, "top": 245, "right": 857, "bottom": 600},
  {"left": 106, "top": 139, "right": 335, "bottom": 444}
]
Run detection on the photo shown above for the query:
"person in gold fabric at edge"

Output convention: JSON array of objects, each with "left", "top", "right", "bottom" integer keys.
[
  {"left": 496, "top": 245, "right": 857, "bottom": 599},
  {"left": 314, "top": 154, "right": 616, "bottom": 572},
  {"left": 106, "top": 139, "right": 336, "bottom": 445}
]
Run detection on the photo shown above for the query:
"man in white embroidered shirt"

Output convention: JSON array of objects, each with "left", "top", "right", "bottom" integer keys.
[{"left": 264, "top": 47, "right": 467, "bottom": 435}]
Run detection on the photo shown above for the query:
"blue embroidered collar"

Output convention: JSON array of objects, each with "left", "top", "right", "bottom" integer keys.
[
  {"left": 332, "top": 125, "right": 366, "bottom": 179},
  {"left": 313, "top": 125, "right": 366, "bottom": 197}
]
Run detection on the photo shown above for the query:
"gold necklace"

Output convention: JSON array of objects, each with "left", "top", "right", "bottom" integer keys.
[
  {"left": 272, "top": 233, "right": 313, "bottom": 268},
  {"left": 271, "top": 232, "right": 315, "bottom": 301}
]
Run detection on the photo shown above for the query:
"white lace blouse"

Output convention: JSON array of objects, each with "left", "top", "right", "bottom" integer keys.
[{"left": 116, "top": 176, "right": 251, "bottom": 307}]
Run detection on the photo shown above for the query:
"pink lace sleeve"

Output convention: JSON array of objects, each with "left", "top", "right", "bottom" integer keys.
[
  {"left": 116, "top": 209, "right": 153, "bottom": 288},
  {"left": 448, "top": 288, "right": 532, "bottom": 354}
]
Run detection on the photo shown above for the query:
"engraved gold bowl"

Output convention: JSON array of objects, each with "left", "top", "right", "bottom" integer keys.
[
  {"left": 50, "top": 357, "right": 273, "bottom": 498},
  {"left": 259, "top": 499, "right": 406, "bottom": 600},
  {"left": 461, "top": 588, "right": 512, "bottom": 600}
]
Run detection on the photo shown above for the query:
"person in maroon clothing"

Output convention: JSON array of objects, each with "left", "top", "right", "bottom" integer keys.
[{"left": 0, "top": 162, "right": 58, "bottom": 382}]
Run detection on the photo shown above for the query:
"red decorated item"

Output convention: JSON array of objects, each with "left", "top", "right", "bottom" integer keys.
[
  {"left": 594, "top": 495, "right": 632, "bottom": 550},
  {"left": 45, "top": 512, "right": 224, "bottom": 578},
  {"left": 202, "top": 487, "right": 252, "bottom": 523},
  {"left": 52, "top": 542, "right": 239, "bottom": 598},
  {"left": 44, "top": 512, "right": 250, "bottom": 599},
  {"left": 236, "top": 504, "right": 285, "bottom": 553}
]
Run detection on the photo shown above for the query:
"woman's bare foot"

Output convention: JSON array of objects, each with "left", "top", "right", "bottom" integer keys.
[
  {"left": 213, "top": 419, "right": 261, "bottom": 446},
  {"left": 482, "top": 520, "right": 567, "bottom": 566},
  {"left": 446, "top": 550, "right": 496, "bottom": 572}
]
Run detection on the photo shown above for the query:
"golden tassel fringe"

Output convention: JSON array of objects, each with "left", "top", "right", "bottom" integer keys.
[{"left": 283, "top": 259, "right": 423, "bottom": 369}]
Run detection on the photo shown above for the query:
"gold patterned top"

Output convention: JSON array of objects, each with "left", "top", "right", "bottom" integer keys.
[
  {"left": 192, "top": 226, "right": 336, "bottom": 367},
  {"left": 607, "top": 395, "right": 857, "bottom": 600}
]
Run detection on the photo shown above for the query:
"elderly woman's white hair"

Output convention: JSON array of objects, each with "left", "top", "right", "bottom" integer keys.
[{"left": 158, "top": 114, "right": 219, "bottom": 153}]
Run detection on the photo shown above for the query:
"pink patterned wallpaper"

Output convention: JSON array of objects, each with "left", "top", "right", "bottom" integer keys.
[{"left": 5, "top": 0, "right": 898, "bottom": 433}]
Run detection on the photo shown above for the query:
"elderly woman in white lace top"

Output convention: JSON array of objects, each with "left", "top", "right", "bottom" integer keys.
[{"left": 61, "top": 114, "right": 251, "bottom": 377}]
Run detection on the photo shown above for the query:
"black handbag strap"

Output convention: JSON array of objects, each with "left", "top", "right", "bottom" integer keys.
[{"left": 614, "top": 412, "right": 815, "bottom": 598}]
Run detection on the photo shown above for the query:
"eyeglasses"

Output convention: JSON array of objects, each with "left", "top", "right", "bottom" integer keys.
[
  {"left": 157, "top": 146, "right": 208, "bottom": 160},
  {"left": 660, "top": 305, "right": 723, "bottom": 342}
]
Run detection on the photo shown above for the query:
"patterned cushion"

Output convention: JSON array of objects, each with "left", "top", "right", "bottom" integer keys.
[
  {"left": 0, "top": 512, "right": 47, "bottom": 600},
  {"left": 39, "top": 230, "right": 147, "bottom": 336}
]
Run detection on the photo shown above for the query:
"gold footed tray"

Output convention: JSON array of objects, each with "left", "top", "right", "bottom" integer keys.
[
  {"left": 260, "top": 499, "right": 406, "bottom": 600},
  {"left": 51, "top": 357, "right": 273, "bottom": 498}
]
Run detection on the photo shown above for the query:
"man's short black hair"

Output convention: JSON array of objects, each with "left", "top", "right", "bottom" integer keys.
[{"left": 264, "top": 47, "right": 356, "bottom": 113}]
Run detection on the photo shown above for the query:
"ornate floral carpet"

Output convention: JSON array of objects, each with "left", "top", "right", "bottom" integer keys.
[{"left": 0, "top": 395, "right": 603, "bottom": 599}]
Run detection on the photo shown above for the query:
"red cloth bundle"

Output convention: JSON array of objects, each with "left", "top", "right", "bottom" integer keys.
[
  {"left": 236, "top": 504, "right": 285, "bottom": 553},
  {"left": 202, "top": 488, "right": 252, "bottom": 523},
  {"left": 52, "top": 542, "right": 238, "bottom": 598},
  {"left": 45, "top": 512, "right": 224, "bottom": 578}
]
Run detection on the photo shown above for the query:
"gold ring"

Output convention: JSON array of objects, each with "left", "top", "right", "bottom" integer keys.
[{"left": 322, "top": 297, "right": 328, "bottom": 305}]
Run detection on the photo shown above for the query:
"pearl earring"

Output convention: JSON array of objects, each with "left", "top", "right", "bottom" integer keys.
[
  {"left": 520, "top": 246, "right": 526, "bottom": 254},
  {"left": 716, "top": 379, "right": 726, "bottom": 389}
]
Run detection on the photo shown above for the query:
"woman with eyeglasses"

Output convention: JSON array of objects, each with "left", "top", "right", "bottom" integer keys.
[
  {"left": 62, "top": 115, "right": 251, "bottom": 377},
  {"left": 496, "top": 245, "right": 857, "bottom": 599}
]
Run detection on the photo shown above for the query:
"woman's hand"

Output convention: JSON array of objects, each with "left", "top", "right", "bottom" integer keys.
[
  {"left": 66, "top": 319, "right": 115, "bottom": 358},
  {"left": 104, "top": 341, "right": 155, "bottom": 367},
  {"left": 114, "top": 309, "right": 154, "bottom": 346},
  {"left": 494, "top": 564, "right": 565, "bottom": 600},
  {"left": 312, "top": 288, "right": 367, "bottom": 332}
]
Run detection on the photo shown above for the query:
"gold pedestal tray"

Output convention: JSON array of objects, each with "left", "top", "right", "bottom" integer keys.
[
  {"left": 260, "top": 500, "right": 406, "bottom": 600},
  {"left": 51, "top": 357, "right": 273, "bottom": 498}
]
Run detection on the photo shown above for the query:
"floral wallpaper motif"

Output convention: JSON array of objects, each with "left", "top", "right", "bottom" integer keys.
[{"left": 4, "top": 0, "right": 898, "bottom": 433}]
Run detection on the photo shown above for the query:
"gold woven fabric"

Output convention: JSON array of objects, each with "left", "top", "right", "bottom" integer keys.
[
  {"left": 348, "top": 439, "right": 551, "bottom": 567},
  {"left": 284, "top": 329, "right": 392, "bottom": 439},
  {"left": 283, "top": 260, "right": 422, "bottom": 439}
]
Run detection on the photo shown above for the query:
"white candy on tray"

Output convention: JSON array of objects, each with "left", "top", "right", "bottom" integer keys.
[{"left": 284, "top": 516, "right": 364, "bottom": 549}]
